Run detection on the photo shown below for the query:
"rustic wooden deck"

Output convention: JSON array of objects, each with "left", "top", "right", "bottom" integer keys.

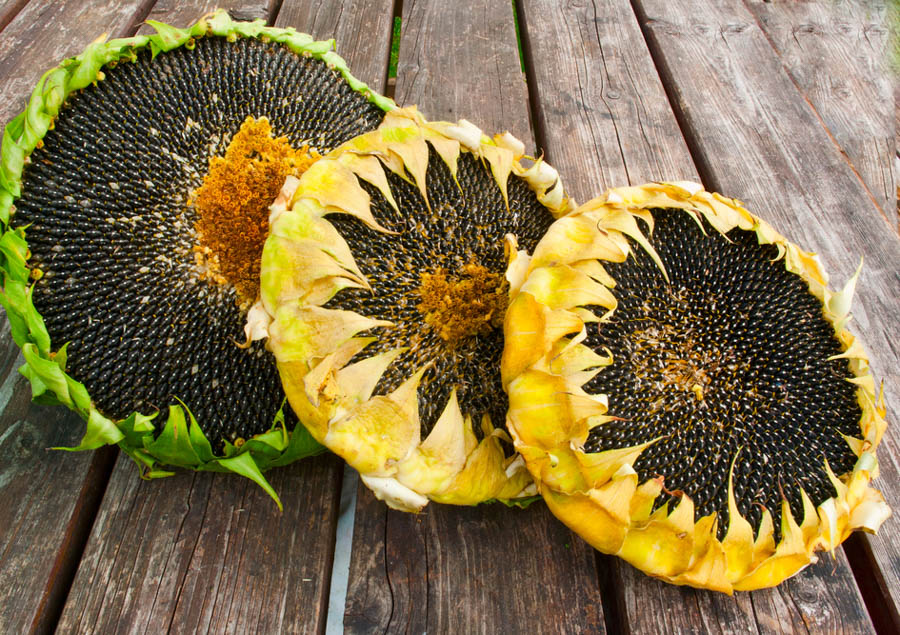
[{"left": 0, "top": 0, "right": 896, "bottom": 633}]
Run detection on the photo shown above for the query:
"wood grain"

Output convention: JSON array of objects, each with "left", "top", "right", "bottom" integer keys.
[
  {"left": 632, "top": 0, "right": 900, "bottom": 630},
  {"left": 275, "top": 0, "right": 395, "bottom": 90},
  {"left": 342, "top": 1, "right": 607, "bottom": 632},
  {"left": 138, "top": 0, "right": 273, "bottom": 33},
  {"left": 0, "top": 0, "right": 155, "bottom": 127},
  {"left": 345, "top": 487, "right": 605, "bottom": 634},
  {"left": 57, "top": 453, "right": 343, "bottom": 633},
  {"left": 747, "top": 0, "right": 895, "bottom": 228},
  {"left": 618, "top": 548, "right": 875, "bottom": 634},
  {"left": 518, "top": 0, "right": 698, "bottom": 204},
  {"left": 395, "top": 0, "right": 532, "bottom": 144},
  {"left": 0, "top": 360, "right": 99, "bottom": 633}
]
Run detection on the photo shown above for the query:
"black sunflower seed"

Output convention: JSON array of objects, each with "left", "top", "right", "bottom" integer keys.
[
  {"left": 13, "top": 36, "right": 386, "bottom": 448},
  {"left": 583, "top": 209, "right": 860, "bottom": 540}
]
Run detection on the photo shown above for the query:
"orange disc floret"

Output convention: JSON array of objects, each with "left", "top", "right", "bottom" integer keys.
[{"left": 193, "top": 116, "right": 320, "bottom": 305}]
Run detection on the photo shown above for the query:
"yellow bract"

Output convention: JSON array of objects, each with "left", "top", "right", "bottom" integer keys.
[
  {"left": 256, "top": 107, "right": 570, "bottom": 511},
  {"left": 501, "top": 182, "right": 890, "bottom": 593}
]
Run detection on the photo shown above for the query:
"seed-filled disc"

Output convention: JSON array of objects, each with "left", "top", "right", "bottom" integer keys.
[
  {"left": 502, "top": 182, "right": 889, "bottom": 592},
  {"left": 256, "top": 107, "right": 569, "bottom": 510},
  {"left": 0, "top": 11, "right": 393, "bottom": 500}
]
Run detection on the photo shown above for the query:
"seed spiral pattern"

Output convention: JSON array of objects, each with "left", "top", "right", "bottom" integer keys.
[
  {"left": 13, "top": 36, "right": 385, "bottom": 446},
  {"left": 328, "top": 148, "right": 555, "bottom": 437},
  {"left": 583, "top": 209, "right": 860, "bottom": 539}
]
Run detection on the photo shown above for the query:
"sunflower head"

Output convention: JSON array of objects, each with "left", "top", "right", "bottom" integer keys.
[
  {"left": 256, "top": 106, "right": 569, "bottom": 511},
  {"left": 502, "top": 182, "right": 890, "bottom": 592},
  {"left": 0, "top": 10, "right": 395, "bottom": 505}
]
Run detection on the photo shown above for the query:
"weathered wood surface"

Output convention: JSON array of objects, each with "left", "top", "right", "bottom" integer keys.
[
  {"left": 519, "top": 0, "right": 879, "bottom": 632},
  {"left": 53, "top": 1, "right": 398, "bottom": 633},
  {"left": 0, "top": 349, "right": 103, "bottom": 634},
  {"left": 57, "top": 453, "right": 343, "bottom": 633},
  {"left": 0, "top": 0, "right": 155, "bottom": 126},
  {"left": 342, "top": 1, "right": 608, "bottom": 633},
  {"left": 274, "top": 0, "right": 396, "bottom": 89},
  {"left": 633, "top": 0, "right": 900, "bottom": 631},
  {"left": 616, "top": 550, "right": 875, "bottom": 634},
  {"left": 747, "top": 0, "right": 895, "bottom": 228},
  {"left": 346, "top": 487, "right": 605, "bottom": 634},
  {"left": 518, "top": 0, "right": 698, "bottom": 202},
  {"left": 394, "top": 0, "right": 532, "bottom": 143}
]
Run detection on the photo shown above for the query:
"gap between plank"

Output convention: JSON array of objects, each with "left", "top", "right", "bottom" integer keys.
[
  {"left": 627, "top": 0, "right": 717, "bottom": 193},
  {"left": 0, "top": 0, "right": 30, "bottom": 35},
  {"left": 29, "top": 445, "right": 118, "bottom": 635},
  {"left": 595, "top": 552, "right": 629, "bottom": 635},
  {"left": 384, "top": 0, "right": 404, "bottom": 99},
  {"left": 121, "top": 0, "right": 159, "bottom": 38},
  {"left": 512, "top": 0, "right": 549, "bottom": 159},
  {"left": 267, "top": 0, "right": 285, "bottom": 25},
  {"left": 325, "top": 466, "right": 359, "bottom": 635},
  {"left": 843, "top": 532, "right": 900, "bottom": 634}
]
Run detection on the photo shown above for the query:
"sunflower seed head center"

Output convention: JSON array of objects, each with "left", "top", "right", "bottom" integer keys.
[
  {"left": 628, "top": 287, "right": 750, "bottom": 419},
  {"left": 192, "top": 116, "right": 319, "bottom": 307},
  {"left": 416, "top": 262, "right": 509, "bottom": 347}
]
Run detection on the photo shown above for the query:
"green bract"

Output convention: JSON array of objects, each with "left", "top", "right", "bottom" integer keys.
[{"left": 0, "top": 10, "right": 395, "bottom": 507}]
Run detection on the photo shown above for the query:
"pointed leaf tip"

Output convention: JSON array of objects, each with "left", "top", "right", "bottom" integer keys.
[{"left": 217, "top": 452, "right": 283, "bottom": 512}]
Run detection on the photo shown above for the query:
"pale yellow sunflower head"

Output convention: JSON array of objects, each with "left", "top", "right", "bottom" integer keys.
[
  {"left": 502, "top": 182, "right": 890, "bottom": 593},
  {"left": 254, "top": 106, "right": 570, "bottom": 511}
]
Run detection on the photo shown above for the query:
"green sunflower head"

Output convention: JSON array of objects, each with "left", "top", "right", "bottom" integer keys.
[{"left": 0, "top": 10, "right": 396, "bottom": 506}]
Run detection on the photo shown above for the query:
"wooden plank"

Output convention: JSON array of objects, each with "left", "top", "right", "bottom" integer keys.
[
  {"left": 518, "top": 0, "right": 698, "bottom": 203},
  {"left": 139, "top": 0, "right": 273, "bottom": 32},
  {"left": 0, "top": 2, "right": 152, "bottom": 632},
  {"left": 345, "top": 487, "right": 604, "bottom": 634},
  {"left": 617, "top": 549, "right": 876, "bottom": 634},
  {"left": 57, "top": 453, "right": 342, "bottom": 633},
  {"left": 0, "top": 356, "right": 104, "bottom": 634},
  {"left": 747, "top": 0, "right": 895, "bottom": 228},
  {"left": 342, "top": 1, "right": 607, "bottom": 632},
  {"left": 630, "top": 0, "right": 900, "bottom": 630},
  {"left": 520, "top": 0, "right": 884, "bottom": 631},
  {"left": 0, "top": 0, "right": 155, "bottom": 127},
  {"left": 274, "top": 0, "right": 395, "bottom": 89},
  {"left": 394, "top": 0, "right": 532, "bottom": 144}
]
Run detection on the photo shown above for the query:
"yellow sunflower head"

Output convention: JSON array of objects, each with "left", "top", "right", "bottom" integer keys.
[
  {"left": 502, "top": 182, "right": 890, "bottom": 593},
  {"left": 254, "top": 106, "right": 570, "bottom": 511}
]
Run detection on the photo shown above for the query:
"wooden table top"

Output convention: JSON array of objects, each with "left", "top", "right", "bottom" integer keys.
[{"left": 0, "top": 1, "right": 896, "bottom": 633}]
